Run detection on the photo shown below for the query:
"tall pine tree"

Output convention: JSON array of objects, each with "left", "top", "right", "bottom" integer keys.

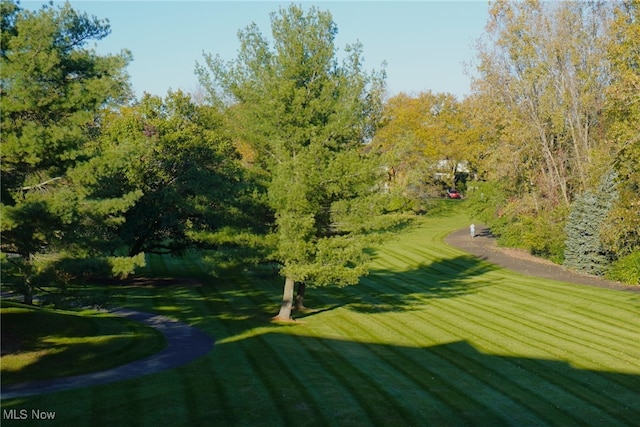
[
  {"left": 197, "top": 5, "right": 394, "bottom": 319},
  {"left": 1, "top": 1, "right": 132, "bottom": 303}
]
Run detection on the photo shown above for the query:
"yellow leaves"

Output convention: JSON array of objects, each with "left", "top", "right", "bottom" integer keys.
[{"left": 372, "top": 91, "right": 482, "bottom": 184}]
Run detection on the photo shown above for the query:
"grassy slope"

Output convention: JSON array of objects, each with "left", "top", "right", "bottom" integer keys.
[
  {"left": 1, "top": 302, "right": 165, "bottom": 385},
  {"left": 2, "top": 203, "right": 639, "bottom": 426}
]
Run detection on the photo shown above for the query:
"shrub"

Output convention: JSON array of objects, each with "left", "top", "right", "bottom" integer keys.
[
  {"left": 606, "top": 251, "right": 640, "bottom": 285},
  {"left": 521, "top": 206, "right": 568, "bottom": 264}
]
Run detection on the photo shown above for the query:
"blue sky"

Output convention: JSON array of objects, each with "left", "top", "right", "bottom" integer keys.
[{"left": 24, "top": 1, "right": 490, "bottom": 100}]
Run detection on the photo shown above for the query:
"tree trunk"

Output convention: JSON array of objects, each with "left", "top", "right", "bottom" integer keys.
[
  {"left": 274, "top": 276, "right": 295, "bottom": 320},
  {"left": 294, "top": 282, "right": 306, "bottom": 311},
  {"left": 128, "top": 235, "right": 147, "bottom": 257},
  {"left": 23, "top": 281, "right": 33, "bottom": 305}
]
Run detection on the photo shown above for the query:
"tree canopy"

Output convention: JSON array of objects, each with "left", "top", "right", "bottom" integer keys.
[
  {"left": 83, "top": 91, "right": 252, "bottom": 258},
  {"left": 197, "top": 4, "right": 394, "bottom": 319},
  {"left": 1, "top": 1, "right": 132, "bottom": 302},
  {"left": 465, "top": 0, "right": 639, "bottom": 280}
]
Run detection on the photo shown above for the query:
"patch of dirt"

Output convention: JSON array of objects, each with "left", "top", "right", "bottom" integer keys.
[{"left": 445, "top": 225, "right": 639, "bottom": 293}]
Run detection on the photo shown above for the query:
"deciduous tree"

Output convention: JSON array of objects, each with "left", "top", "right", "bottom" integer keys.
[
  {"left": 469, "top": 0, "right": 616, "bottom": 262},
  {"left": 82, "top": 91, "right": 254, "bottom": 259},
  {"left": 475, "top": 0, "right": 613, "bottom": 206},
  {"left": 601, "top": 0, "right": 640, "bottom": 263},
  {"left": 371, "top": 91, "right": 484, "bottom": 205},
  {"left": 592, "top": 0, "right": 640, "bottom": 284}
]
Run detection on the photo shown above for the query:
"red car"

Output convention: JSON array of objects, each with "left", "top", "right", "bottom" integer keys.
[{"left": 446, "top": 189, "right": 461, "bottom": 199}]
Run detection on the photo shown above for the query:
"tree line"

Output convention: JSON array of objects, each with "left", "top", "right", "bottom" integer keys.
[
  {"left": 474, "top": 0, "right": 639, "bottom": 283},
  {"left": 1, "top": 1, "right": 638, "bottom": 313},
  {"left": 373, "top": 0, "right": 639, "bottom": 284},
  {"left": 0, "top": 2, "right": 405, "bottom": 315}
]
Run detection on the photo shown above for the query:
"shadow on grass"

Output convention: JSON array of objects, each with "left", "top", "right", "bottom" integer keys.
[
  {"left": 1, "top": 326, "right": 637, "bottom": 425},
  {"left": 66, "top": 250, "right": 501, "bottom": 335},
  {"left": 0, "top": 306, "right": 165, "bottom": 386},
  {"left": 38, "top": 240, "right": 499, "bottom": 344},
  {"left": 298, "top": 254, "right": 499, "bottom": 317},
  {"left": 210, "top": 333, "right": 640, "bottom": 426}
]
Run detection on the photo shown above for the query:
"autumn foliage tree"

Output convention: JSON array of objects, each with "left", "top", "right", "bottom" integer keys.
[
  {"left": 469, "top": 0, "right": 615, "bottom": 261},
  {"left": 600, "top": 0, "right": 640, "bottom": 283},
  {"left": 372, "top": 91, "right": 479, "bottom": 208}
]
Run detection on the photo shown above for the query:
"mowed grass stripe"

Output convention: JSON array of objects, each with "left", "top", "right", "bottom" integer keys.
[
  {"left": 200, "top": 290, "right": 291, "bottom": 426},
  {"left": 366, "top": 295, "right": 628, "bottom": 426},
  {"left": 476, "top": 284, "right": 640, "bottom": 357},
  {"left": 310, "top": 283, "right": 558, "bottom": 425},
  {"left": 287, "top": 326, "right": 412, "bottom": 426},
  {"left": 306, "top": 289, "right": 468, "bottom": 423},
  {"left": 368, "top": 222, "right": 638, "bottom": 366},
  {"left": 213, "top": 272, "right": 382, "bottom": 426},
  {"left": 386, "top": 222, "right": 638, "bottom": 320},
  {"left": 374, "top": 245, "right": 634, "bottom": 337},
  {"left": 416, "top": 297, "right": 639, "bottom": 424},
  {"left": 427, "top": 293, "right": 628, "bottom": 374},
  {"left": 289, "top": 336, "right": 381, "bottom": 426},
  {"left": 340, "top": 239, "right": 640, "bottom": 426},
  {"left": 224, "top": 275, "right": 390, "bottom": 425},
  {"left": 219, "top": 285, "right": 330, "bottom": 425},
  {"left": 330, "top": 293, "right": 587, "bottom": 425},
  {"left": 433, "top": 288, "right": 640, "bottom": 392},
  {"left": 294, "top": 334, "right": 402, "bottom": 426},
  {"left": 479, "top": 281, "right": 640, "bottom": 341},
  {"left": 333, "top": 217, "right": 639, "bottom": 423},
  {"left": 440, "top": 296, "right": 640, "bottom": 422},
  {"left": 424, "top": 310, "right": 633, "bottom": 425},
  {"left": 456, "top": 290, "right": 639, "bottom": 369},
  {"left": 321, "top": 309, "right": 495, "bottom": 425},
  {"left": 498, "top": 284, "right": 640, "bottom": 335},
  {"left": 323, "top": 305, "right": 562, "bottom": 426},
  {"left": 487, "top": 274, "right": 640, "bottom": 319}
]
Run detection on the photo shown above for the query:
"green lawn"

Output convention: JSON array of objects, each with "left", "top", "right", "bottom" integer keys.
[
  {"left": 2, "top": 205, "right": 639, "bottom": 426},
  {"left": 1, "top": 302, "right": 165, "bottom": 385}
]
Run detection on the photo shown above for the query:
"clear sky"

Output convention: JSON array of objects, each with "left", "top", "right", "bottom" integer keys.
[{"left": 24, "top": 1, "right": 491, "bottom": 100}]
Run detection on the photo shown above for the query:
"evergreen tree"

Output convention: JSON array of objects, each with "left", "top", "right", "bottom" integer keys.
[
  {"left": 0, "top": 1, "right": 132, "bottom": 303},
  {"left": 197, "top": 5, "right": 394, "bottom": 319},
  {"left": 564, "top": 172, "right": 618, "bottom": 276}
]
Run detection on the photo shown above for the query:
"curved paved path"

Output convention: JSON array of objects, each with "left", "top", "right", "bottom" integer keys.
[
  {"left": 1, "top": 309, "right": 214, "bottom": 400},
  {"left": 446, "top": 224, "right": 638, "bottom": 292}
]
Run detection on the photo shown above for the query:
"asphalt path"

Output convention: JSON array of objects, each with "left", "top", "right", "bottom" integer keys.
[
  {"left": 1, "top": 308, "right": 214, "bottom": 400},
  {"left": 446, "top": 224, "right": 638, "bottom": 292}
]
